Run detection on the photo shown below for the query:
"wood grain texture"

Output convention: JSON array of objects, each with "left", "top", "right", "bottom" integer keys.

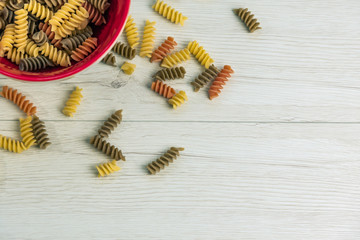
[{"left": 1, "top": 0, "right": 360, "bottom": 239}]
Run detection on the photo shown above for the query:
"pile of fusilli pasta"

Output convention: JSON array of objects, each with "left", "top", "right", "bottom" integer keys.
[{"left": 0, "top": 0, "right": 110, "bottom": 71}]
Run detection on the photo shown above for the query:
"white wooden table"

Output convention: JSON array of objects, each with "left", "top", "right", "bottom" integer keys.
[{"left": 1, "top": 0, "right": 360, "bottom": 239}]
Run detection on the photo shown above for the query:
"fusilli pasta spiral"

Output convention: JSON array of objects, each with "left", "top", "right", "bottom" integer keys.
[
  {"left": 151, "top": 36, "right": 176, "bottom": 63},
  {"left": 161, "top": 48, "right": 190, "bottom": 68},
  {"left": 31, "top": 115, "right": 51, "bottom": 149},
  {"left": 19, "top": 116, "right": 36, "bottom": 149},
  {"left": 61, "top": 31, "right": 91, "bottom": 52},
  {"left": 147, "top": 147, "right": 184, "bottom": 174},
  {"left": 82, "top": 1, "right": 105, "bottom": 26},
  {"left": 24, "top": 0, "right": 54, "bottom": 22},
  {"left": 120, "top": 61, "right": 136, "bottom": 75},
  {"left": 97, "top": 109, "right": 122, "bottom": 138},
  {"left": 208, "top": 65, "right": 234, "bottom": 100},
  {"left": 96, "top": 160, "right": 121, "bottom": 177},
  {"left": 25, "top": 39, "right": 40, "bottom": 56},
  {"left": 62, "top": 86, "right": 83, "bottom": 117},
  {"left": 6, "top": 0, "right": 23, "bottom": 12},
  {"left": 2, "top": 7, "right": 15, "bottom": 24},
  {"left": 19, "top": 55, "right": 54, "bottom": 71},
  {"left": 139, "top": 20, "right": 156, "bottom": 58},
  {"left": 0, "top": 86, "right": 37, "bottom": 116},
  {"left": 40, "top": 42, "right": 70, "bottom": 66},
  {"left": 32, "top": 30, "right": 48, "bottom": 46},
  {"left": 14, "top": 9, "right": 28, "bottom": 53},
  {"left": 124, "top": 15, "right": 139, "bottom": 48},
  {"left": 27, "top": 14, "right": 38, "bottom": 36},
  {"left": 101, "top": 52, "right": 115, "bottom": 66},
  {"left": 191, "top": 64, "right": 219, "bottom": 92},
  {"left": 168, "top": 90, "right": 187, "bottom": 109},
  {"left": 38, "top": 22, "right": 62, "bottom": 48},
  {"left": 0, "top": 1, "right": 5, "bottom": 11},
  {"left": 234, "top": 8, "right": 261, "bottom": 33},
  {"left": 54, "top": 6, "right": 88, "bottom": 39},
  {"left": 154, "top": 66, "right": 186, "bottom": 81},
  {"left": 5, "top": 47, "right": 28, "bottom": 64},
  {"left": 112, "top": 42, "right": 135, "bottom": 60},
  {"left": 0, "top": 23, "right": 16, "bottom": 56},
  {"left": 187, "top": 40, "right": 214, "bottom": 69},
  {"left": 0, "top": 134, "right": 26, "bottom": 153},
  {"left": 151, "top": 80, "right": 175, "bottom": 99},
  {"left": 152, "top": 0, "right": 187, "bottom": 26},
  {"left": 49, "top": 0, "right": 84, "bottom": 31},
  {"left": 90, "top": 135, "right": 126, "bottom": 161},
  {"left": 71, "top": 37, "right": 97, "bottom": 61},
  {"left": 87, "top": 0, "right": 109, "bottom": 14}
]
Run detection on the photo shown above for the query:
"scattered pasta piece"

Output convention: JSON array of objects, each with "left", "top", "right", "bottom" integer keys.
[
  {"left": 97, "top": 109, "right": 123, "bottom": 138},
  {"left": 151, "top": 80, "right": 176, "bottom": 99},
  {"left": 168, "top": 91, "right": 187, "bottom": 109},
  {"left": 208, "top": 65, "right": 234, "bottom": 100},
  {"left": 0, "top": 86, "right": 37, "bottom": 116},
  {"left": 147, "top": 147, "right": 184, "bottom": 174},
  {"left": 121, "top": 61, "right": 136, "bottom": 75},
  {"left": 161, "top": 48, "right": 190, "bottom": 68},
  {"left": 191, "top": 64, "right": 220, "bottom": 92},
  {"left": 90, "top": 135, "right": 126, "bottom": 161},
  {"left": 187, "top": 40, "right": 214, "bottom": 69},
  {"left": 62, "top": 86, "right": 83, "bottom": 117},
  {"left": 19, "top": 116, "right": 36, "bottom": 149},
  {"left": 124, "top": 15, "right": 139, "bottom": 48},
  {"left": 32, "top": 115, "right": 51, "bottom": 149},
  {"left": 101, "top": 53, "right": 116, "bottom": 66},
  {"left": 154, "top": 66, "right": 186, "bottom": 81},
  {"left": 112, "top": 42, "right": 135, "bottom": 60},
  {"left": 139, "top": 20, "right": 156, "bottom": 58},
  {"left": 234, "top": 8, "right": 261, "bottom": 33},
  {"left": 96, "top": 160, "right": 121, "bottom": 177},
  {"left": 151, "top": 36, "right": 177, "bottom": 63},
  {"left": 0, "top": 134, "right": 26, "bottom": 153},
  {"left": 152, "top": 0, "right": 187, "bottom": 26}
]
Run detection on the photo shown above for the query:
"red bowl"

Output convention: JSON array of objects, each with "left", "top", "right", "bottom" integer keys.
[{"left": 0, "top": 0, "right": 131, "bottom": 82}]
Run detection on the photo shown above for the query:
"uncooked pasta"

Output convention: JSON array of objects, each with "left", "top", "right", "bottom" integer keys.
[
  {"left": 208, "top": 65, "right": 234, "bottom": 100},
  {"left": 168, "top": 90, "right": 188, "bottom": 109},
  {"left": 154, "top": 66, "right": 186, "bottom": 81},
  {"left": 62, "top": 86, "right": 83, "bottom": 117},
  {"left": 147, "top": 147, "right": 184, "bottom": 174},
  {"left": 152, "top": 0, "right": 187, "bottom": 26},
  {"left": 90, "top": 135, "right": 126, "bottom": 161},
  {"left": 191, "top": 64, "right": 219, "bottom": 92},
  {"left": 124, "top": 15, "right": 139, "bottom": 48},
  {"left": 139, "top": 20, "right": 156, "bottom": 58},
  {"left": 121, "top": 61, "right": 136, "bottom": 75},
  {"left": 97, "top": 109, "right": 123, "bottom": 138},
  {"left": 234, "top": 8, "right": 261, "bottom": 33},
  {"left": 161, "top": 48, "right": 190, "bottom": 68},
  {"left": 151, "top": 80, "right": 176, "bottom": 99},
  {"left": 112, "top": 42, "right": 136, "bottom": 60},
  {"left": 31, "top": 115, "right": 51, "bottom": 149},
  {"left": 71, "top": 37, "right": 97, "bottom": 61},
  {"left": 0, "top": 134, "right": 26, "bottom": 153},
  {"left": 151, "top": 36, "right": 177, "bottom": 63},
  {"left": 101, "top": 52, "right": 116, "bottom": 66},
  {"left": 96, "top": 160, "right": 121, "bottom": 177},
  {"left": 187, "top": 40, "right": 214, "bottom": 69},
  {"left": 0, "top": 86, "right": 37, "bottom": 116},
  {"left": 19, "top": 116, "right": 36, "bottom": 149},
  {"left": 19, "top": 55, "right": 54, "bottom": 71}
]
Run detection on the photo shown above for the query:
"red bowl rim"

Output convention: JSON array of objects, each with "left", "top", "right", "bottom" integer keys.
[{"left": 0, "top": 0, "right": 131, "bottom": 82}]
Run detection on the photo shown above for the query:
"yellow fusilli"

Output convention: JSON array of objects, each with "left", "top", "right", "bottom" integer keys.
[
  {"left": 152, "top": 0, "right": 187, "bottom": 26},
  {"left": 121, "top": 61, "right": 136, "bottom": 75},
  {"left": 49, "top": 0, "right": 84, "bottom": 31},
  {"left": 14, "top": 9, "right": 29, "bottom": 53},
  {"left": 20, "top": 116, "right": 36, "bottom": 149},
  {"left": 62, "top": 86, "right": 83, "bottom": 117},
  {"left": 24, "top": 0, "right": 54, "bottom": 23},
  {"left": 139, "top": 20, "right": 156, "bottom": 58},
  {"left": 96, "top": 160, "right": 121, "bottom": 177},
  {"left": 0, "top": 24, "right": 16, "bottom": 57},
  {"left": 0, "top": 135, "right": 26, "bottom": 153},
  {"left": 187, "top": 40, "right": 214, "bottom": 69},
  {"left": 55, "top": 7, "right": 89, "bottom": 39},
  {"left": 40, "top": 42, "right": 71, "bottom": 67},
  {"left": 25, "top": 39, "right": 40, "bottom": 57},
  {"left": 168, "top": 91, "right": 188, "bottom": 109},
  {"left": 5, "top": 48, "right": 29, "bottom": 65},
  {"left": 161, "top": 48, "right": 190, "bottom": 68},
  {"left": 124, "top": 15, "right": 139, "bottom": 48}
]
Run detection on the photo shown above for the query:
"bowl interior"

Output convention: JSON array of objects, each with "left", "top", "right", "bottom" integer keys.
[{"left": 0, "top": 0, "right": 130, "bottom": 82}]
